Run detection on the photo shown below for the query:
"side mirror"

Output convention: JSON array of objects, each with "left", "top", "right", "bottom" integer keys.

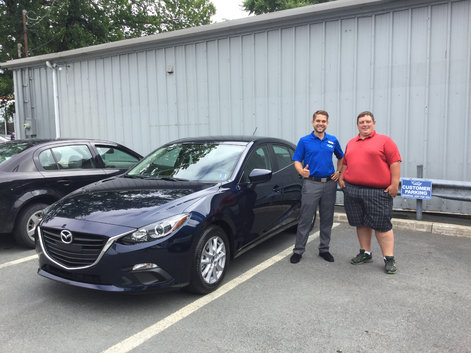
[{"left": 248, "top": 168, "right": 272, "bottom": 184}]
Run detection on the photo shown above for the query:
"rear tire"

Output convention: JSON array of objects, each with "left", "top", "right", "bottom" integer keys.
[
  {"left": 186, "top": 225, "right": 229, "bottom": 294},
  {"left": 14, "top": 203, "right": 48, "bottom": 248}
]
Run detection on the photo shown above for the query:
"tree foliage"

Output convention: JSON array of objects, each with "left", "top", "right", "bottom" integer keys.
[
  {"left": 0, "top": 0, "right": 216, "bottom": 124},
  {"left": 243, "top": 0, "right": 335, "bottom": 15}
]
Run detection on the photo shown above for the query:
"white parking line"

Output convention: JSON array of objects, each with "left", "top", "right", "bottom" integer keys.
[
  {"left": 0, "top": 254, "right": 38, "bottom": 270},
  {"left": 102, "top": 223, "right": 339, "bottom": 353}
]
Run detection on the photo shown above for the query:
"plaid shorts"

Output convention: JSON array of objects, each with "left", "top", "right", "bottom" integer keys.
[{"left": 343, "top": 182, "right": 393, "bottom": 232}]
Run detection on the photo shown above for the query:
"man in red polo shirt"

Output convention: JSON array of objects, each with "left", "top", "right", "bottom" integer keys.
[{"left": 339, "top": 111, "right": 401, "bottom": 274}]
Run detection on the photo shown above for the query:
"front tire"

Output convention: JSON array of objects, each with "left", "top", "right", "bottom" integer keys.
[
  {"left": 187, "top": 225, "right": 229, "bottom": 294},
  {"left": 14, "top": 203, "right": 48, "bottom": 248}
]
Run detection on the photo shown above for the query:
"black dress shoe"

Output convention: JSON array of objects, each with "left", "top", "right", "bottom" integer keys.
[
  {"left": 319, "top": 251, "right": 334, "bottom": 262},
  {"left": 290, "top": 253, "right": 302, "bottom": 264}
]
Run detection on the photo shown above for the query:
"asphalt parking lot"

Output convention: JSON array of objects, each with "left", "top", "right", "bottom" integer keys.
[{"left": 1, "top": 218, "right": 470, "bottom": 353}]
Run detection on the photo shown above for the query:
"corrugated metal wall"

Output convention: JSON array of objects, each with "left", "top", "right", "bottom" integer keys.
[{"left": 7, "top": 0, "right": 471, "bottom": 214}]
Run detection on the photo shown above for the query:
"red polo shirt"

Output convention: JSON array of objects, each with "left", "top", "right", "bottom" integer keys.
[{"left": 343, "top": 131, "right": 401, "bottom": 188}]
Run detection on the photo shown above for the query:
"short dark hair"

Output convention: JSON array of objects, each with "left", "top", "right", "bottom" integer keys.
[
  {"left": 357, "top": 111, "right": 375, "bottom": 123},
  {"left": 313, "top": 110, "right": 329, "bottom": 120}
]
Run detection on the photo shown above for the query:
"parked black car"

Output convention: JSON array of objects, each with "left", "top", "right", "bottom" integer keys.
[
  {"left": 0, "top": 139, "right": 142, "bottom": 247},
  {"left": 36, "top": 136, "right": 302, "bottom": 294}
]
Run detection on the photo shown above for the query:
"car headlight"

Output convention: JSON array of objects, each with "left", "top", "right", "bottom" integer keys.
[{"left": 122, "top": 213, "right": 190, "bottom": 244}]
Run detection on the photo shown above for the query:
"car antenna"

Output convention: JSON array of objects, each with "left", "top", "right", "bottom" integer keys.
[{"left": 252, "top": 127, "right": 257, "bottom": 135}]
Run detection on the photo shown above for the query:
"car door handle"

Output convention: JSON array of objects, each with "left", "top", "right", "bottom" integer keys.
[
  {"left": 273, "top": 185, "right": 281, "bottom": 192},
  {"left": 57, "top": 179, "right": 71, "bottom": 186}
]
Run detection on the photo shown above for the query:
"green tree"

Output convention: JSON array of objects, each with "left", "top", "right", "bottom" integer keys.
[
  {"left": 0, "top": 0, "right": 216, "bottom": 126},
  {"left": 1, "top": 0, "right": 216, "bottom": 58},
  {"left": 243, "top": 0, "right": 336, "bottom": 15}
]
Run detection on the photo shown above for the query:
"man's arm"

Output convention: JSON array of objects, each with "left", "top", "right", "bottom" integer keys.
[
  {"left": 331, "top": 157, "right": 344, "bottom": 181},
  {"left": 385, "top": 161, "right": 401, "bottom": 197},
  {"left": 338, "top": 163, "right": 346, "bottom": 188}
]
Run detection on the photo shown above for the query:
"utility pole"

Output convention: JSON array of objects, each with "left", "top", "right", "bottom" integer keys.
[{"left": 22, "top": 10, "right": 28, "bottom": 57}]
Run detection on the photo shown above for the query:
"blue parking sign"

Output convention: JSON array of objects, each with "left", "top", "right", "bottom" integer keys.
[{"left": 401, "top": 178, "right": 432, "bottom": 200}]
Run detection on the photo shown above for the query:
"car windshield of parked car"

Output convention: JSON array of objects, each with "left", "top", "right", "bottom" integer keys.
[
  {"left": 127, "top": 142, "right": 246, "bottom": 181},
  {"left": 0, "top": 142, "right": 32, "bottom": 165}
]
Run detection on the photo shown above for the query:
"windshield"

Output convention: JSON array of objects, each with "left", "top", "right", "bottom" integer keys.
[
  {"left": 0, "top": 142, "right": 32, "bottom": 165},
  {"left": 128, "top": 142, "right": 246, "bottom": 181}
]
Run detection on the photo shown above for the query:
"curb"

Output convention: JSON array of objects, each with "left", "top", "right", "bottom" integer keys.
[{"left": 333, "top": 213, "right": 471, "bottom": 239}]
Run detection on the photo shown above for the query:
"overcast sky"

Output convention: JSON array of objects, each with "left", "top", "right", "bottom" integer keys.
[{"left": 210, "top": 0, "right": 251, "bottom": 22}]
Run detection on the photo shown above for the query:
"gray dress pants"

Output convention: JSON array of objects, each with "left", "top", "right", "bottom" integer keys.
[{"left": 293, "top": 179, "right": 337, "bottom": 254}]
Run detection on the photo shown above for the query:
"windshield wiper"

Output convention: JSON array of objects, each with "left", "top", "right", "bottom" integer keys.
[
  {"left": 123, "top": 174, "right": 146, "bottom": 179},
  {"left": 125, "top": 175, "right": 189, "bottom": 181},
  {"left": 155, "top": 176, "right": 189, "bottom": 181}
]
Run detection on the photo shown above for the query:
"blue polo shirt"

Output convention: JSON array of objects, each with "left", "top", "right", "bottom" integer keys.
[{"left": 292, "top": 132, "right": 344, "bottom": 177}]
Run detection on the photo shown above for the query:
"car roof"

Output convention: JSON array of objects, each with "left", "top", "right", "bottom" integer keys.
[
  {"left": 4, "top": 138, "right": 122, "bottom": 147},
  {"left": 167, "top": 135, "right": 294, "bottom": 145},
  {"left": 0, "top": 138, "right": 142, "bottom": 172}
]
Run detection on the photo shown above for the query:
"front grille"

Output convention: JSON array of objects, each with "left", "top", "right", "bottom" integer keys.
[{"left": 41, "top": 227, "right": 108, "bottom": 268}]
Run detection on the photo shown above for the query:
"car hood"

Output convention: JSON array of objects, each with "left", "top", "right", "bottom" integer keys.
[{"left": 43, "top": 176, "right": 217, "bottom": 228}]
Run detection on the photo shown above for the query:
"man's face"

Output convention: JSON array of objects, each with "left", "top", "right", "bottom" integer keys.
[
  {"left": 357, "top": 115, "right": 375, "bottom": 137},
  {"left": 312, "top": 114, "right": 328, "bottom": 134}
]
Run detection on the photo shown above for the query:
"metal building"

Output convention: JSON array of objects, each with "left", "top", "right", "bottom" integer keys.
[{"left": 1, "top": 0, "right": 470, "bottom": 214}]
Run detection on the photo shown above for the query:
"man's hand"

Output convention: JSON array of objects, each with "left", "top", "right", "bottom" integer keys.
[
  {"left": 330, "top": 171, "right": 340, "bottom": 181},
  {"left": 384, "top": 184, "right": 398, "bottom": 197},
  {"left": 294, "top": 161, "right": 310, "bottom": 178},
  {"left": 300, "top": 164, "right": 310, "bottom": 178}
]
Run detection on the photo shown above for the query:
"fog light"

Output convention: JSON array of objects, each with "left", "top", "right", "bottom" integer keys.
[{"left": 132, "top": 263, "right": 158, "bottom": 271}]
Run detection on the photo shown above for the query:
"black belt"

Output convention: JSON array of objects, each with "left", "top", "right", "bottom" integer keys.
[{"left": 308, "top": 176, "right": 332, "bottom": 182}]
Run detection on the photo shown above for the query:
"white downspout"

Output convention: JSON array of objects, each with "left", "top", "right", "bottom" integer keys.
[
  {"left": 46, "top": 61, "right": 60, "bottom": 138},
  {"left": 12, "top": 72, "right": 21, "bottom": 139}
]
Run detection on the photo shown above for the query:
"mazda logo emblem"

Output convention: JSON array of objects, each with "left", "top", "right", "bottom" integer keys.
[{"left": 60, "top": 230, "right": 73, "bottom": 244}]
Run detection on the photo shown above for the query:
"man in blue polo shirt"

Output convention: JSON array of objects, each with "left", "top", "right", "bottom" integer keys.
[{"left": 290, "top": 110, "right": 344, "bottom": 263}]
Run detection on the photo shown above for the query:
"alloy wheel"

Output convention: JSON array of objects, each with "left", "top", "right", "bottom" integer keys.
[
  {"left": 26, "top": 210, "right": 43, "bottom": 240},
  {"left": 200, "top": 235, "right": 226, "bottom": 284}
]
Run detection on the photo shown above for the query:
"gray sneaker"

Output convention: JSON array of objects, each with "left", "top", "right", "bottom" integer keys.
[
  {"left": 350, "top": 249, "right": 373, "bottom": 265},
  {"left": 384, "top": 256, "right": 397, "bottom": 274}
]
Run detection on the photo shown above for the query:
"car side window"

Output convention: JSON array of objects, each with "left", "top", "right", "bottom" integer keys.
[
  {"left": 38, "top": 149, "right": 58, "bottom": 170},
  {"left": 272, "top": 144, "right": 294, "bottom": 172},
  {"left": 49, "top": 145, "right": 96, "bottom": 170},
  {"left": 96, "top": 146, "right": 140, "bottom": 169},
  {"left": 242, "top": 146, "right": 271, "bottom": 183}
]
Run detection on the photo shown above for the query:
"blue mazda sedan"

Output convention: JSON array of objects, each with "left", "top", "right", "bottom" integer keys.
[{"left": 36, "top": 136, "right": 302, "bottom": 294}]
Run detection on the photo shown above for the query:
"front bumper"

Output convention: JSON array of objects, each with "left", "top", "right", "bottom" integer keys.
[
  {"left": 37, "top": 264, "right": 177, "bottom": 292},
  {"left": 36, "top": 224, "right": 197, "bottom": 292}
]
